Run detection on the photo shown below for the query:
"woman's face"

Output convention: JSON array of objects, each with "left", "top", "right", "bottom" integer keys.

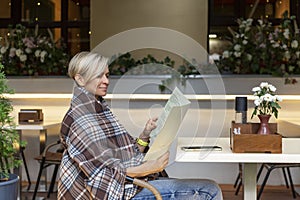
[{"left": 85, "top": 66, "right": 110, "bottom": 97}]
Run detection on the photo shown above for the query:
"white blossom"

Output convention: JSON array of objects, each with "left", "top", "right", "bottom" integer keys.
[
  {"left": 263, "top": 93, "right": 273, "bottom": 102},
  {"left": 284, "top": 51, "right": 291, "bottom": 60},
  {"left": 0, "top": 46, "right": 8, "bottom": 54},
  {"left": 283, "top": 28, "right": 290, "bottom": 39},
  {"left": 222, "top": 50, "right": 230, "bottom": 58},
  {"left": 25, "top": 47, "right": 32, "bottom": 54},
  {"left": 282, "top": 44, "right": 287, "bottom": 50},
  {"left": 234, "top": 44, "right": 241, "bottom": 51},
  {"left": 252, "top": 86, "right": 261, "bottom": 93},
  {"left": 40, "top": 50, "right": 47, "bottom": 63},
  {"left": 40, "top": 50, "right": 47, "bottom": 58},
  {"left": 276, "top": 95, "right": 283, "bottom": 102},
  {"left": 234, "top": 51, "right": 241, "bottom": 57},
  {"left": 272, "top": 42, "right": 279, "bottom": 48},
  {"left": 269, "top": 85, "right": 276, "bottom": 92},
  {"left": 254, "top": 97, "right": 261, "bottom": 106},
  {"left": 260, "top": 82, "right": 269, "bottom": 88},
  {"left": 247, "top": 54, "right": 252, "bottom": 61},
  {"left": 16, "top": 49, "right": 22, "bottom": 57},
  {"left": 9, "top": 47, "right": 16, "bottom": 57},
  {"left": 19, "top": 54, "right": 27, "bottom": 62},
  {"left": 291, "top": 40, "right": 298, "bottom": 48},
  {"left": 35, "top": 50, "right": 41, "bottom": 57}
]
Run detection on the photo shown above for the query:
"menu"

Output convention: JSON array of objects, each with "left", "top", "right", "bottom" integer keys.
[{"left": 143, "top": 87, "right": 191, "bottom": 161}]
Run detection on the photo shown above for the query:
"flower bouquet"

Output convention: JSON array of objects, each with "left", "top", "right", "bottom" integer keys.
[
  {"left": 0, "top": 24, "right": 69, "bottom": 76},
  {"left": 217, "top": 11, "right": 300, "bottom": 84},
  {"left": 251, "top": 82, "right": 282, "bottom": 134}
]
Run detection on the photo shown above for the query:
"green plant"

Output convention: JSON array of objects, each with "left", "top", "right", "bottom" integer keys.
[
  {"left": 109, "top": 53, "right": 200, "bottom": 92},
  {"left": 0, "top": 63, "right": 26, "bottom": 180},
  {"left": 217, "top": 11, "right": 300, "bottom": 84},
  {"left": 0, "top": 24, "right": 69, "bottom": 76},
  {"left": 251, "top": 82, "right": 282, "bottom": 119}
]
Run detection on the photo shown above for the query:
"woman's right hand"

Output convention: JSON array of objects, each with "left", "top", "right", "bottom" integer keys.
[{"left": 126, "top": 151, "right": 170, "bottom": 178}]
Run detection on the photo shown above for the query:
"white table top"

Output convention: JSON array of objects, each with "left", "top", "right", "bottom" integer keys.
[
  {"left": 16, "top": 121, "right": 61, "bottom": 130},
  {"left": 176, "top": 137, "right": 300, "bottom": 164}
]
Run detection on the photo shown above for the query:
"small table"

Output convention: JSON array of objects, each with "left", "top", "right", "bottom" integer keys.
[
  {"left": 175, "top": 137, "right": 300, "bottom": 200},
  {"left": 16, "top": 121, "right": 61, "bottom": 196},
  {"left": 16, "top": 121, "right": 61, "bottom": 154}
]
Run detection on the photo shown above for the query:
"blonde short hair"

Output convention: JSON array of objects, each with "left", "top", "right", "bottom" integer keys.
[{"left": 68, "top": 51, "right": 109, "bottom": 83}]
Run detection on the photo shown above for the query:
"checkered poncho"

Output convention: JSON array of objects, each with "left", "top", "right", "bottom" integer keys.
[{"left": 58, "top": 86, "right": 144, "bottom": 200}]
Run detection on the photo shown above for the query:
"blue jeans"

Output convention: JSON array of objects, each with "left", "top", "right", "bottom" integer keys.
[{"left": 132, "top": 178, "right": 223, "bottom": 200}]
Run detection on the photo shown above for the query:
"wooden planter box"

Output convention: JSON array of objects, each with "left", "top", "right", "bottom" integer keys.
[{"left": 230, "top": 121, "right": 282, "bottom": 153}]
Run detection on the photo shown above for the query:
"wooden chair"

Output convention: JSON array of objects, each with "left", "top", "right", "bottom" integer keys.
[
  {"left": 32, "top": 140, "right": 63, "bottom": 200},
  {"left": 32, "top": 140, "right": 162, "bottom": 200}
]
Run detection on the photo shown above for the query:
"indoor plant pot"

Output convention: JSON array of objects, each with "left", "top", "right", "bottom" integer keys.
[
  {"left": 0, "top": 174, "right": 19, "bottom": 200},
  {"left": 0, "top": 63, "right": 25, "bottom": 200}
]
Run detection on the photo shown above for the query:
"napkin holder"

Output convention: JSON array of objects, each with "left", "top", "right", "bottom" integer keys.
[{"left": 19, "top": 109, "right": 43, "bottom": 124}]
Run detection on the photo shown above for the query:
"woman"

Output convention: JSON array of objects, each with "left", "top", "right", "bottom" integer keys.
[{"left": 58, "top": 51, "right": 223, "bottom": 200}]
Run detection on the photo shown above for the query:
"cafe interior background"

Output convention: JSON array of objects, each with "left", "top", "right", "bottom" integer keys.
[{"left": 0, "top": 0, "right": 300, "bottom": 191}]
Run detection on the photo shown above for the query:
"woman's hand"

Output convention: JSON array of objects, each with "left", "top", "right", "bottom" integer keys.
[
  {"left": 141, "top": 117, "right": 158, "bottom": 138},
  {"left": 126, "top": 151, "right": 169, "bottom": 178}
]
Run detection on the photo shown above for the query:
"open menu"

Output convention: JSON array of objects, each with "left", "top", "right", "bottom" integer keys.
[{"left": 143, "top": 87, "right": 191, "bottom": 161}]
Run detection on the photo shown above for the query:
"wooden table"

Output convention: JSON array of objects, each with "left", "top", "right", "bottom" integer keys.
[{"left": 175, "top": 137, "right": 300, "bottom": 200}]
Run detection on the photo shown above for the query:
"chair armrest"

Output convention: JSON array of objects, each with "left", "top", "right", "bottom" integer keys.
[{"left": 126, "top": 176, "right": 162, "bottom": 200}]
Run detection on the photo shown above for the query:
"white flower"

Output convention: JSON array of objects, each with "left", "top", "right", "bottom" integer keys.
[
  {"left": 284, "top": 51, "right": 291, "bottom": 60},
  {"left": 19, "top": 54, "right": 27, "bottom": 62},
  {"left": 291, "top": 40, "right": 298, "bottom": 48},
  {"left": 252, "top": 86, "right": 261, "bottom": 93},
  {"left": 0, "top": 46, "right": 8, "bottom": 54},
  {"left": 234, "top": 51, "right": 241, "bottom": 57},
  {"left": 25, "top": 47, "right": 32, "bottom": 54},
  {"left": 245, "top": 27, "right": 251, "bottom": 32},
  {"left": 282, "top": 44, "right": 287, "bottom": 50},
  {"left": 260, "top": 82, "right": 269, "bottom": 88},
  {"left": 242, "top": 40, "right": 248, "bottom": 45},
  {"left": 272, "top": 42, "right": 279, "bottom": 48},
  {"left": 246, "top": 18, "right": 253, "bottom": 25},
  {"left": 40, "top": 50, "right": 47, "bottom": 58},
  {"left": 9, "top": 47, "right": 16, "bottom": 57},
  {"left": 247, "top": 54, "right": 252, "bottom": 61},
  {"left": 16, "top": 49, "right": 22, "bottom": 57},
  {"left": 263, "top": 93, "right": 273, "bottom": 102},
  {"left": 254, "top": 97, "right": 261, "bottom": 106},
  {"left": 296, "top": 51, "right": 300, "bottom": 58},
  {"left": 269, "top": 85, "right": 276, "bottom": 92},
  {"left": 283, "top": 28, "right": 290, "bottom": 39},
  {"left": 35, "top": 50, "right": 41, "bottom": 57},
  {"left": 222, "top": 50, "right": 230, "bottom": 58},
  {"left": 234, "top": 44, "right": 241, "bottom": 51},
  {"left": 276, "top": 95, "right": 283, "bottom": 102}
]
